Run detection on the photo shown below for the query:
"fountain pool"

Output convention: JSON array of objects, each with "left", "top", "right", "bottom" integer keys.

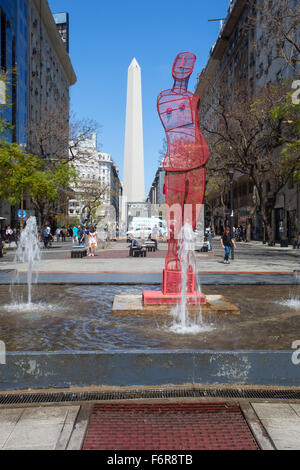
[{"left": 0, "top": 284, "right": 299, "bottom": 352}]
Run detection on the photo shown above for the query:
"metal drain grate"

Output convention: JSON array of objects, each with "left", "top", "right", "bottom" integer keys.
[{"left": 0, "top": 387, "right": 300, "bottom": 405}]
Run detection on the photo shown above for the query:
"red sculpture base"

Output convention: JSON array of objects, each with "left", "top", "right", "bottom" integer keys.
[
  {"left": 143, "top": 270, "right": 206, "bottom": 305},
  {"left": 143, "top": 290, "right": 206, "bottom": 305},
  {"left": 162, "top": 269, "right": 194, "bottom": 295}
]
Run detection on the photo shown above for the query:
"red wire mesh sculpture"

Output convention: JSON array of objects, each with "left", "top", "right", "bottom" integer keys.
[{"left": 157, "top": 52, "right": 209, "bottom": 295}]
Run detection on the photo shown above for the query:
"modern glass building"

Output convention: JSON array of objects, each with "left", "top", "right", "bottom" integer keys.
[{"left": 0, "top": 0, "right": 27, "bottom": 145}]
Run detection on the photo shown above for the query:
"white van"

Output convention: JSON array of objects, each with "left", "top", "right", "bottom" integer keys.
[{"left": 127, "top": 217, "right": 167, "bottom": 239}]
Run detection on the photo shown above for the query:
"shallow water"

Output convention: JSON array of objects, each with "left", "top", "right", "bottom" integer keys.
[{"left": 0, "top": 284, "right": 299, "bottom": 351}]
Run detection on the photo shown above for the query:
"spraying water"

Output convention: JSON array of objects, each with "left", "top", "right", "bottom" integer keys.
[
  {"left": 277, "top": 270, "right": 300, "bottom": 310},
  {"left": 169, "top": 223, "right": 213, "bottom": 334},
  {"left": 11, "top": 216, "right": 41, "bottom": 305}
]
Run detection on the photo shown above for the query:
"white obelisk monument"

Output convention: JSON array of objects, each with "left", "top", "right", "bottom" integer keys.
[{"left": 123, "top": 58, "right": 145, "bottom": 207}]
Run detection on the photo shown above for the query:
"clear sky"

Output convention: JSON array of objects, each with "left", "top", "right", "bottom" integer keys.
[{"left": 48, "top": 0, "right": 229, "bottom": 196}]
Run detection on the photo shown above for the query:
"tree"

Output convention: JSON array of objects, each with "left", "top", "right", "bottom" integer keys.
[
  {"left": 29, "top": 162, "right": 78, "bottom": 225},
  {"left": 27, "top": 107, "right": 101, "bottom": 164},
  {"left": 201, "top": 82, "right": 299, "bottom": 245},
  {"left": 205, "top": 166, "right": 229, "bottom": 235},
  {"left": 76, "top": 178, "right": 110, "bottom": 225},
  {"left": 0, "top": 143, "right": 41, "bottom": 229},
  {"left": 0, "top": 140, "right": 78, "bottom": 226}
]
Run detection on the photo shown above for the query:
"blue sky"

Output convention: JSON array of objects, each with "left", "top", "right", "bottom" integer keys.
[{"left": 48, "top": 0, "right": 229, "bottom": 195}]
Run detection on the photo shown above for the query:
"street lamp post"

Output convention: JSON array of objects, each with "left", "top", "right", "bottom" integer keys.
[{"left": 228, "top": 162, "right": 234, "bottom": 260}]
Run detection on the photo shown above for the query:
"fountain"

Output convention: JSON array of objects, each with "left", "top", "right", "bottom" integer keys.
[
  {"left": 10, "top": 216, "right": 41, "bottom": 306},
  {"left": 277, "top": 270, "right": 300, "bottom": 310},
  {"left": 113, "top": 51, "right": 240, "bottom": 324},
  {"left": 169, "top": 223, "right": 213, "bottom": 334}
]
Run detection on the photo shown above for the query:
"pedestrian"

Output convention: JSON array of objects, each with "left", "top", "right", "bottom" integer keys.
[
  {"left": 78, "top": 225, "right": 85, "bottom": 246},
  {"left": 61, "top": 227, "right": 66, "bottom": 242},
  {"left": 220, "top": 226, "right": 236, "bottom": 264},
  {"left": 207, "top": 229, "right": 213, "bottom": 251},
  {"left": 150, "top": 225, "right": 159, "bottom": 250},
  {"left": 5, "top": 225, "right": 13, "bottom": 245},
  {"left": 55, "top": 227, "right": 61, "bottom": 242},
  {"left": 239, "top": 225, "right": 245, "bottom": 242},
  {"left": 72, "top": 225, "right": 79, "bottom": 245},
  {"left": 88, "top": 227, "right": 99, "bottom": 256},
  {"left": 42, "top": 224, "right": 50, "bottom": 249},
  {"left": 203, "top": 231, "right": 211, "bottom": 251},
  {"left": 44, "top": 224, "right": 53, "bottom": 247}
]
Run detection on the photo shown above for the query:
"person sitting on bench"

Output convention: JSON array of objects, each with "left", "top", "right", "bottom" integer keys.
[
  {"left": 128, "top": 236, "right": 142, "bottom": 257},
  {"left": 147, "top": 232, "right": 157, "bottom": 251},
  {"left": 150, "top": 225, "right": 159, "bottom": 250}
]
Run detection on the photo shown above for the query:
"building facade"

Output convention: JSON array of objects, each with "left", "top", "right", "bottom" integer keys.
[
  {"left": 68, "top": 134, "right": 122, "bottom": 232},
  {"left": 196, "top": 0, "right": 300, "bottom": 242},
  {"left": 0, "top": 0, "right": 76, "bottom": 228},
  {"left": 53, "top": 12, "right": 69, "bottom": 52},
  {"left": 27, "top": 0, "right": 76, "bottom": 151},
  {"left": 147, "top": 165, "right": 165, "bottom": 207}
]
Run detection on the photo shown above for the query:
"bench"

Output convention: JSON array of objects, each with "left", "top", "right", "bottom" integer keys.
[
  {"left": 145, "top": 241, "right": 156, "bottom": 252},
  {"left": 71, "top": 247, "right": 87, "bottom": 258},
  {"left": 200, "top": 242, "right": 209, "bottom": 252},
  {"left": 132, "top": 245, "right": 147, "bottom": 257}
]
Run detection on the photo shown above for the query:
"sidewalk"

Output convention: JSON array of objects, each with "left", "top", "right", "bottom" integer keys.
[
  {"left": 0, "top": 396, "right": 300, "bottom": 450},
  {"left": 0, "top": 239, "right": 299, "bottom": 274}
]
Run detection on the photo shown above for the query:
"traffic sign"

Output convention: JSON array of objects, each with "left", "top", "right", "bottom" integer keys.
[{"left": 18, "top": 210, "right": 27, "bottom": 219}]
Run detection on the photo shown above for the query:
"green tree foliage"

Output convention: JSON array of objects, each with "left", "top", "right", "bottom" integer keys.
[
  {"left": 0, "top": 73, "right": 78, "bottom": 224},
  {"left": 0, "top": 140, "right": 78, "bottom": 224},
  {"left": 270, "top": 91, "right": 300, "bottom": 184}
]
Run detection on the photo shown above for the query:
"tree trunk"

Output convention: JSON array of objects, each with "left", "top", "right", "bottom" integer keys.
[
  {"left": 260, "top": 193, "right": 276, "bottom": 246},
  {"left": 20, "top": 186, "right": 24, "bottom": 233},
  {"left": 246, "top": 217, "right": 252, "bottom": 242}
]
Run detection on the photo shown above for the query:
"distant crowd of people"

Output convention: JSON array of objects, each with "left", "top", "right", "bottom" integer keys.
[{"left": 40, "top": 224, "right": 100, "bottom": 257}]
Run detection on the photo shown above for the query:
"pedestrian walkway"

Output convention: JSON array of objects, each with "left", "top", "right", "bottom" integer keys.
[
  {"left": 0, "top": 399, "right": 300, "bottom": 450},
  {"left": 0, "top": 240, "right": 299, "bottom": 274},
  {"left": 0, "top": 405, "right": 80, "bottom": 450}
]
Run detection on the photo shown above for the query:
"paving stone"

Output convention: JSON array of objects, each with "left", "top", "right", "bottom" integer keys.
[
  {"left": 0, "top": 406, "right": 79, "bottom": 450},
  {"left": 252, "top": 403, "right": 300, "bottom": 450},
  {"left": 82, "top": 403, "right": 259, "bottom": 450}
]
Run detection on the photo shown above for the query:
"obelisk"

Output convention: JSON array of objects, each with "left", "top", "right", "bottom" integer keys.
[{"left": 123, "top": 58, "right": 145, "bottom": 204}]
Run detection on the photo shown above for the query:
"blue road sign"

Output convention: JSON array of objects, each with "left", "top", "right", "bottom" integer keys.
[{"left": 18, "top": 210, "right": 27, "bottom": 219}]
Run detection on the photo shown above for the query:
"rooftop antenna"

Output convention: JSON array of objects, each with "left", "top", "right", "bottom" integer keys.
[{"left": 208, "top": 18, "right": 226, "bottom": 30}]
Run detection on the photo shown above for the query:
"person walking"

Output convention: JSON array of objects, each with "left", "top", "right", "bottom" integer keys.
[
  {"left": 5, "top": 226, "right": 13, "bottom": 246},
  {"left": 88, "top": 227, "right": 99, "bottom": 256},
  {"left": 220, "top": 226, "right": 236, "bottom": 264},
  {"left": 42, "top": 225, "right": 50, "bottom": 249},
  {"left": 55, "top": 227, "right": 61, "bottom": 242},
  {"left": 72, "top": 225, "right": 79, "bottom": 245},
  {"left": 78, "top": 225, "right": 86, "bottom": 246},
  {"left": 61, "top": 227, "right": 66, "bottom": 242}
]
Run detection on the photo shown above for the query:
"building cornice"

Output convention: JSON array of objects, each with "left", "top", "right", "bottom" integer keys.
[
  {"left": 195, "top": 0, "right": 247, "bottom": 97},
  {"left": 32, "top": 0, "right": 77, "bottom": 86}
]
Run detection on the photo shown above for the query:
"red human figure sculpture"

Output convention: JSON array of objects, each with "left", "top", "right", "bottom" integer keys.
[{"left": 157, "top": 52, "right": 209, "bottom": 295}]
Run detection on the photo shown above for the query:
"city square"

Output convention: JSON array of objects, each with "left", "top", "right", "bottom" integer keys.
[{"left": 0, "top": 0, "right": 299, "bottom": 455}]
